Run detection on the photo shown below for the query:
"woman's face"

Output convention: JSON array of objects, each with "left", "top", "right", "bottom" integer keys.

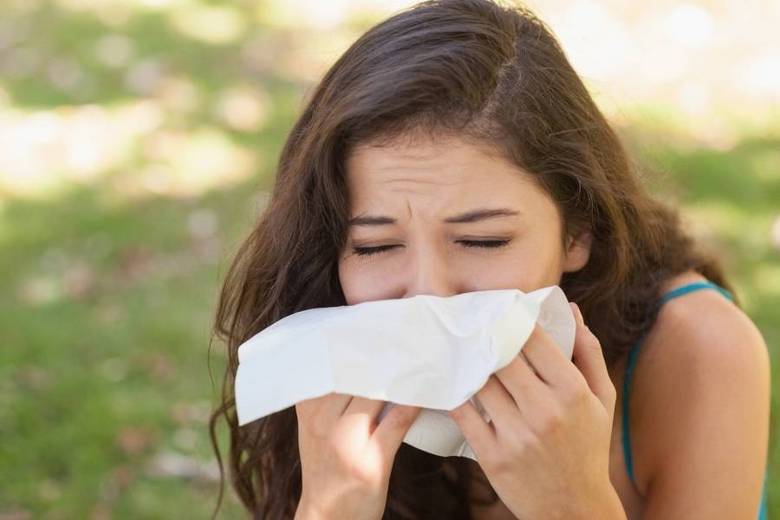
[{"left": 338, "top": 134, "right": 591, "bottom": 304}]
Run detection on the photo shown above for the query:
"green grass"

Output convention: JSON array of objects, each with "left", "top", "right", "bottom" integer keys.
[
  {"left": 0, "top": 181, "right": 258, "bottom": 517},
  {"left": 1, "top": 1, "right": 778, "bottom": 517}
]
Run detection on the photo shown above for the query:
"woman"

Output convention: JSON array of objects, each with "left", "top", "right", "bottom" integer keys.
[{"left": 209, "top": 0, "right": 770, "bottom": 518}]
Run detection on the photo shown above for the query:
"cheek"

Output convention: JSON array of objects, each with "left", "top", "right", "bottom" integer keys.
[
  {"left": 337, "top": 260, "right": 356, "bottom": 302},
  {"left": 338, "top": 258, "right": 395, "bottom": 304},
  {"left": 468, "top": 241, "right": 562, "bottom": 291},
  {"left": 457, "top": 253, "right": 537, "bottom": 292}
]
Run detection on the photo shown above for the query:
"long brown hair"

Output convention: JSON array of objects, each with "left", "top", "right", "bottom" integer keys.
[{"left": 208, "top": 0, "right": 736, "bottom": 517}]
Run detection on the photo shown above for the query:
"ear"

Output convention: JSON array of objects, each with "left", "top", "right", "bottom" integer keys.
[{"left": 562, "top": 229, "right": 592, "bottom": 273}]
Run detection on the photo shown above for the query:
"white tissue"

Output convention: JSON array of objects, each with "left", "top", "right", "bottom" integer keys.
[{"left": 234, "top": 285, "right": 576, "bottom": 460}]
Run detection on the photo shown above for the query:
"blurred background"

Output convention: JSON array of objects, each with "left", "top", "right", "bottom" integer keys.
[{"left": 1, "top": 0, "right": 778, "bottom": 517}]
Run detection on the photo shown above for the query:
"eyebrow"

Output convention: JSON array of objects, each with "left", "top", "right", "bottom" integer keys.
[{"left": 348, "top": 208, "right": 521, "bottom": 226}]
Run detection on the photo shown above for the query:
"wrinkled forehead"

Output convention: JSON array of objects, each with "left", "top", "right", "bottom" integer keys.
[{"left": 344, "top": 132, "right": 543, "bottom": 201}]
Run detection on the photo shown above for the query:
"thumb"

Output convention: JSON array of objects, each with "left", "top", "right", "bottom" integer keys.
[{"left": 569, "top": 302, "right": 616, "bottom": 411}]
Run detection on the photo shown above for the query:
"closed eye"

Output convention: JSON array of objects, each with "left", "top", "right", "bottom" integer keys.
[{"left": 352, "top": 239, "right": 511, "bottom": 257}]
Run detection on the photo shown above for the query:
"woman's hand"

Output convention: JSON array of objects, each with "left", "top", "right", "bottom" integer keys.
[
  {"left": 448, "top": 302, "right": 625, "bottom": 519},
  {"left": 294, "top": 393, "right": 422, "bottom": 520}
]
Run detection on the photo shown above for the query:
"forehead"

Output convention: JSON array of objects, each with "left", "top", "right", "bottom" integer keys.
[{"left": 344, "top": 133, "right": 544, "bottom": 202}]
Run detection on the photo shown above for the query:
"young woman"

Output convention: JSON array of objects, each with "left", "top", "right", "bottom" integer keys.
[{"left": 209, "top": 0, "right": 771, "bottom": 518}]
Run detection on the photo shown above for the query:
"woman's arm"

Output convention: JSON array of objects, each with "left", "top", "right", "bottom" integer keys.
[{"left": 629, "top": 291, "right": 770, "bottom": 519}]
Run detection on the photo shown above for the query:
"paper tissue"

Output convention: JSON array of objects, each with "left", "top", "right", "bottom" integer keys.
[{"left": 234, "top": 285, "right": 576, "bottom": 460}]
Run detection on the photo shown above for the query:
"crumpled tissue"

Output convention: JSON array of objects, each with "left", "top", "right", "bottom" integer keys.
[{"left": 234, "top": 285, "right": 575, "bottom": 460}]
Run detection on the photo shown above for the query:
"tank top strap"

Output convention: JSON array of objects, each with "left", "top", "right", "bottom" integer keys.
[
  {"left": 621, "top": 279, "right": 734, "bottom": 487},
  {"left": 658, "top": 280, "right": 734, "bottom": 305}
]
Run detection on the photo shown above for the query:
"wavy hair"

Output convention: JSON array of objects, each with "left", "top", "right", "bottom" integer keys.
[{"left": 208, "top": 0, "right": 735, "bottom": 517}]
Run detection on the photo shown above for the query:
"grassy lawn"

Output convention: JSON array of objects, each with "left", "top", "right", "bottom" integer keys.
[{"left": 1, "top": 1, "right": 778, "bottom": 518}]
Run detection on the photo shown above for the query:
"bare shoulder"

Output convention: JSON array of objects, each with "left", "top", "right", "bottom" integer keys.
[
  {"left": 629, "top": 271, "right": 771, "bottom": 513},
  {"left": 647, "top": 272, "right": 769, "bottom": 371}
]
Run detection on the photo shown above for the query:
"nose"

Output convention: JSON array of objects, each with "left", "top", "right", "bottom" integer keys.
[{"left": 403, "top": 243, "right": 458, "bottom": 298}]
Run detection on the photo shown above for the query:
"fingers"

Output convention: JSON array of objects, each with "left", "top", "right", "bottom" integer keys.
[
  {"left": 448, "top": 397, "right": 495, "bottom": 459},
  {"left": 295, "top": 392, "right": 353, "bottom": 429},
  {"left": 495, "top": 351, "right": 551, "bottom": 415},
  {"left": 569, "top": 302, "right": 617, "bottom": 409},
  {"left": 477, "top": 376, "right": 538, "bottom": 435},
  {"left": 298, "top": 394, "right": 421, "bottom": 468},
  {"left": 520, "top": 325, "right": 575, "bottom": 390},
  {"left": 344, "top": 395, "right": 385, "bottom": 417},
  {"left": 371, "top": 403, "right": 422, "bottom": 460},
  {"left": 342, "top": 395, "right": 387, "bottom": 434}
]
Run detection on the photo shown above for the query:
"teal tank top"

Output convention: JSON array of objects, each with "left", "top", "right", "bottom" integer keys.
[{"left": 621, "top": 280, "right": 768, "bottom": 519}]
